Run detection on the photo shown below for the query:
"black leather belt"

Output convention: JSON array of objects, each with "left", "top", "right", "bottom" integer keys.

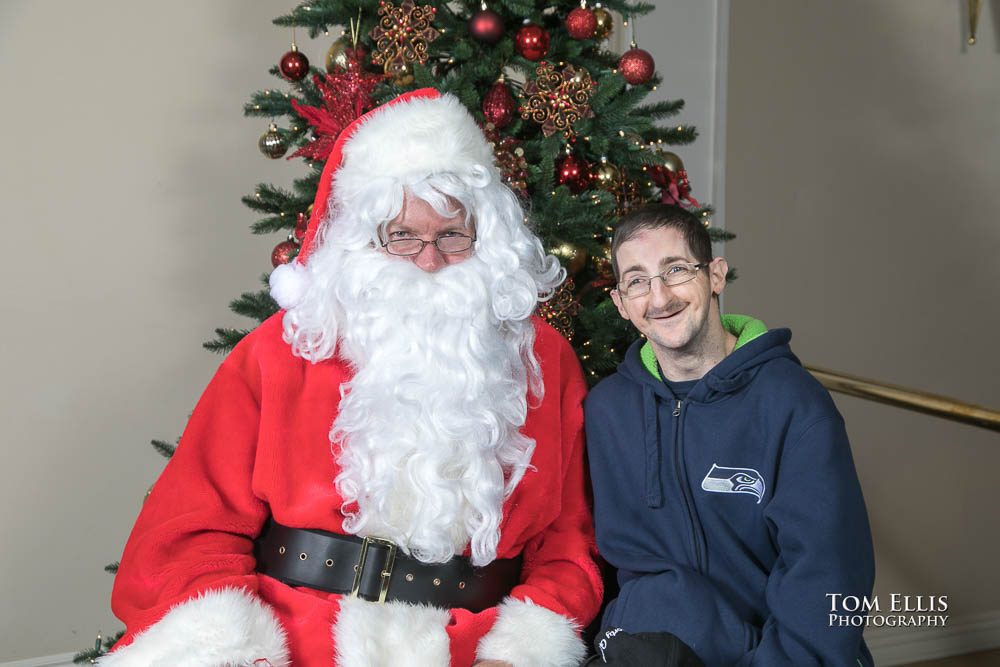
[{"left": 254, "top": 519, "right": 522, "bottom": 613}]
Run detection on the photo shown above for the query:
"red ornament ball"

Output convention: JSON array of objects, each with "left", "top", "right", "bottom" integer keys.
[
  {"left": 280, "top": 47, "right": 310, "bottom": 81},
  {"left": 619, "top": 47, "right": 655, "bottom": 85},
  {"left": 294, "top": 211, "right": 309, "bottom": 241},
  {"left": 566, "top": 7, "right": 597, "bottom": 39},
  {"left": 469, "top": 8, "right": 505, "bottom": 44},
  {"left": 557, "top": 153, "right": 589, "bottom": 194},
  {"left": 482, "top": 80, "right": 516, "bottom": 129},
  {"left": 271, "top": 240, "right": 300, "bottom": 267},
  {"left": 515, "top": 23, "right": 550, "bottom": 61}
]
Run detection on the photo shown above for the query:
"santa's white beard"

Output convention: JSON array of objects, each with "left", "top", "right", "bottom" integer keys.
[{"left": 327, "top": 247, "right": 538, "bottom": 567}]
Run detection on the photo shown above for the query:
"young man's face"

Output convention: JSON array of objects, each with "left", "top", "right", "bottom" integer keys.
[
  {"left": 381, "top": 192, "right": 475, "bottom": 273},
  {"left": 611, "top": 226, "right": 728, "bottom": 355}
]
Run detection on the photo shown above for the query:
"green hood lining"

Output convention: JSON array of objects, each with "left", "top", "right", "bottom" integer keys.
[{"left": 640, "top": 314, "right": 768, "bottom": 380}]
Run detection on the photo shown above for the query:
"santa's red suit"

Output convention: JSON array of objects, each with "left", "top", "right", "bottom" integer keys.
[{"left": 102, "top": 313, "right": 601, "bottom": 666}]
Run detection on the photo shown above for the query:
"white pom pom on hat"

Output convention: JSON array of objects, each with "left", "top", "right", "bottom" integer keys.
[
  {"left": 268, "top": 260, "right": 309, "bottom": 310},
  {"left": 269, "top": 87, "right": 496, "bottom": 310}
]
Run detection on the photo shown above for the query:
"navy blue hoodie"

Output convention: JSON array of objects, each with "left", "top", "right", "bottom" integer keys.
[{"left": 585, "top": 323, "right": 875, "bottom": 666}]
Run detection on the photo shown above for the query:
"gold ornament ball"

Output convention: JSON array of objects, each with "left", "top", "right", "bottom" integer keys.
[
  {"left": 385, "top": 60, "right": 415, "bottom": 86},
  {"left": 551, "top": 240, "right": 588, "bottom": 276},
  {"left": 258, "top": 123, "right": 288, "bottom": 159},
  {"left": 592, "top": 162, "right": 620, "bottom": 190},
  {"left": 661, "top": 151, "right": 685, "bottom": 174},
  {"left": 593, "top": 8, "right": 613, "bottom": 41},
  {"left": 326, "top": 38, "right": 350, "bottom": 72}
]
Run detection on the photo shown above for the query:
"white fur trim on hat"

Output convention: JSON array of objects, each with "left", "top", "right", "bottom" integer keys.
[
  {"left": 333, "top": 596, "right": 451, "bottom": 667},
  {"left": 269, "top": 260, "right": 309, "bottom": 310},
  {"left": 334, "top": 93, "right": 496, "bottom": 201},
  {"left": 97, "top": 587, "right": 288, "bottom": 667},
  {"left": 476, "top": 597, "right": 586, "bottom": 667}
]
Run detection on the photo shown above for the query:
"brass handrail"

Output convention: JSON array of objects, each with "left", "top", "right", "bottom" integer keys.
[{"left": 806, "top": 365, "right": 1000, "bottom": 433}]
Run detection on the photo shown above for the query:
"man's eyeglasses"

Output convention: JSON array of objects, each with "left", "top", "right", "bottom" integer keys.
[
  {"left": 616, "top": 262, "right": 708, "bottom": 299},
  {"left": 380, "top": 232, "right": 476, "bottom": 256}
]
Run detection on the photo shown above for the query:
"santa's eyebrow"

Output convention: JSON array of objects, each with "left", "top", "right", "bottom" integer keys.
[
  {"left": 383, "top": 223, "right": 471, "bottom": 237},
  {"left": 385, "top": 224, "right": 414, "bottom": 233}
]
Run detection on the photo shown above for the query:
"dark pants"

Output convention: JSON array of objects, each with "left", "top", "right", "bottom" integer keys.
[{"left": 581, "top": 629, "right": 706, "bottom": 667}]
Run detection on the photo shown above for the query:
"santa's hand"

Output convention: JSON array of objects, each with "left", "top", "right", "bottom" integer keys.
[{"left": 472, "top": 661, "right": 513, "bottom": 667}]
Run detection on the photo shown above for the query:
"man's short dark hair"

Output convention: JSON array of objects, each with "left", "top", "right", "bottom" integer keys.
[{"left": 610, "top": 204, "right": 712, "bottom": 279}]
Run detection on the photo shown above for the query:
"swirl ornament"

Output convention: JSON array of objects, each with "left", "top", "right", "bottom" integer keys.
[
  {"left": 369, "top": 0, "right": 440, "bottom": 69},
  {"left": 519, "top": 63, "right": 595, "bottom": 138}
]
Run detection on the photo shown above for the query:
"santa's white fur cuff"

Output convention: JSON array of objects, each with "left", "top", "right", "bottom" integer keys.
[
  {"left": 334, "top": 596, "right": 450, "bottom": 667},
  {"left": 97, "top": 587, "right": 288, "bottom": 667},
  {"left": 476, "top": 597, "right": 586, "bottom": 667}
]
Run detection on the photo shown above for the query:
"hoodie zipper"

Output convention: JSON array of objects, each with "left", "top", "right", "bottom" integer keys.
[{"left": 672, "top": 399, "right": 705, "bottom": 572}]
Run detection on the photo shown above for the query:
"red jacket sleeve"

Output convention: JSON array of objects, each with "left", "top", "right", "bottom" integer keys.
[{"left": 103, "top": 344, "right": 289, "bottom": 666}]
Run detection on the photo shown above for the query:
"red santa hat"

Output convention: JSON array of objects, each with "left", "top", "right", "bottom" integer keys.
[{"left": 269, "top": 87, "right": 497, "bottom": 309}]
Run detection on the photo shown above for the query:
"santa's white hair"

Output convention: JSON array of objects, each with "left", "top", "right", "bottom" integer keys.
[{"left": 276, "top": 161, "right": 563, "bottom": 565}]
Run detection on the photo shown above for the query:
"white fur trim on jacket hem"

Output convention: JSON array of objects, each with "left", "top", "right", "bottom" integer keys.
[
  {"left": 476, "top": 597, "right": 586, "bottom": 667},
  {"left": 333, "top": 596, "right": 451, "bottom": 667},
  {"left": 97, "top": 587, "right": 289, "bottom": 667}
]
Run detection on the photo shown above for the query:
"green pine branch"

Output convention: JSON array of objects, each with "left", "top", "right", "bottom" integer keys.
[
  {"left": 150, "top": 439, "right": 177, "bottom": 458},
  {"left": 204, "top": 328, "right": 252, "bottom": 354}
]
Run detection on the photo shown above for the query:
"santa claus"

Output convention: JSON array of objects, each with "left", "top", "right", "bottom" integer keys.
[{"left": 100, "top": 88, "right": 602, "bottom": 666}]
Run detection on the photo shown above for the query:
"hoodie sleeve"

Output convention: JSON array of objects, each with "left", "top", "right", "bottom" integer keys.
[
  {"left": 100, "top": 346, "right": 289, "bottom": 666},
  {"left": 736, "top": 415, "right": 875, "bottom": 666}
]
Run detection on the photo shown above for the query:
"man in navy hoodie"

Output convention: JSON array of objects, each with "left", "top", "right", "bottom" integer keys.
[{"left": 585, "top": 204, "right": 875, "bottom": 666}]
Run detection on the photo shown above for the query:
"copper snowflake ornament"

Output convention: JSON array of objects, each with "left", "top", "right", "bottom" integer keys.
[
  {"left": 537, "top": 279, "right": 581, "bottom": 341},
  {"left": 520, "top": 63, "right": 595, "bottom": 138},
  {"left": 369, "top": 0, "right": 440, "bottom": 68}
]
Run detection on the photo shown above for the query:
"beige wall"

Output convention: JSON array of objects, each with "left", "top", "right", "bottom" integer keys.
[
  {"left": 0, "top": 2, "right": 731, "bottom": 661},
  {"left": 0, "top": 1, "right": 300, "bottom": 660},
  {"left": 725, "top": 0, "right": 1000, "bottom": 651},
  {"left": 4, "top": 0, "right": 997, "bottom": 662}
]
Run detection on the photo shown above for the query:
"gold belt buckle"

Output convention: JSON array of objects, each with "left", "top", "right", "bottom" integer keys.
[{"left": 351, "top": 536, "right": 398, "bottom": 603}]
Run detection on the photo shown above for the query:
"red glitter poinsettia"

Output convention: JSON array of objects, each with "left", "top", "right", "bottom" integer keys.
[{"left": 289, "top": 66, "right": 382, "bottom": 162}]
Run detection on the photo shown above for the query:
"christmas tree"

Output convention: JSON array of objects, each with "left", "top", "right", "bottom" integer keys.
[
  {"left": 76, "top": 1, "right": 720, "bottom": 661},
  {"left": 214, "top": 0, "right": 723, "bottom": 381}
]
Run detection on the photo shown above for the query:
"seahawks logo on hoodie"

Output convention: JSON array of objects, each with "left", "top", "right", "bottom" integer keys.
[{"left": 701, "top": 464, "right": 766, "bottom": 504}]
